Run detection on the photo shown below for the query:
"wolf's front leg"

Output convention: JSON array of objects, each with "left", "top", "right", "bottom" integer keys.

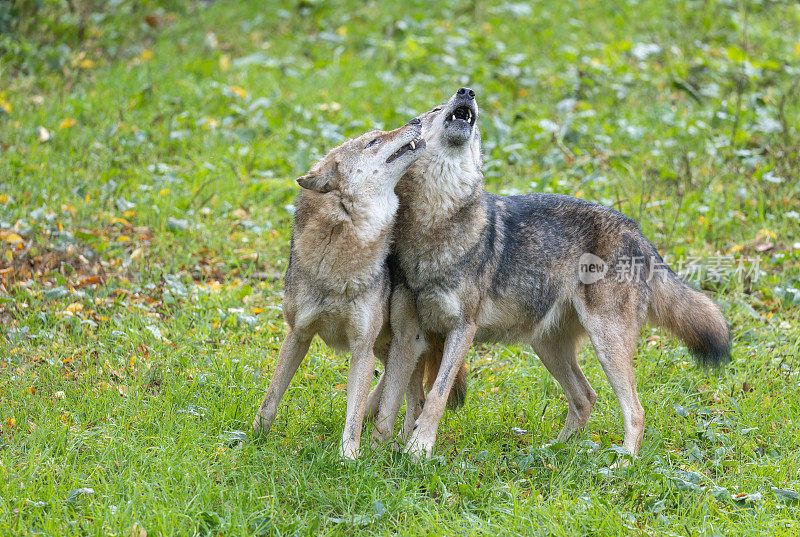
[
  {"left": 339, "top": 340, "right": 377, "bottom": 460},
  {"left": 371, "top": 333, "right": 421, "bottom": 446},
  {"left": 252, "top": 328, "right": 313, "bottom": 435},
  {"left": 406, "top": 322, "right": 477, "bottom": 461},
  {"left": 372, "top": 286, "right": 424, "bottom": 447}
]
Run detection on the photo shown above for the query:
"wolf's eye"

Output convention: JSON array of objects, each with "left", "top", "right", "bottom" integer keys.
[
  {"left": 432, "top": 108, "right": 442, "bottom": 112},
  {"left": 365, "top": 136, "right": 382, "bottom": 148}
]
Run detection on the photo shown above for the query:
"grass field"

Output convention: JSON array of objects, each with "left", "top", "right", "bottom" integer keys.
[{"left": 2, "top": 0, "right": 800, "bottom": 534}]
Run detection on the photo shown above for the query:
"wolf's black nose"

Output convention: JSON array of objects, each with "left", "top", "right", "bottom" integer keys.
[
  {"left": 409, "top": 117, "right": 421, "bottom": 125},
  {"left": 457, "top": 87, "right": 475, "bottom": 99}
]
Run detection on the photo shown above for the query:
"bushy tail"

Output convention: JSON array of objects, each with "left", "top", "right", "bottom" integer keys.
[
  {"left": 648, "top": 270, "right": 731, "bottom": 367},
  {"left": 422, "top": 348, "right": 468, "bottom": 410}
]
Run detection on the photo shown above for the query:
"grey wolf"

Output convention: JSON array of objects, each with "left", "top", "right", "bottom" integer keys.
[
  {"left": 372, "top": 88, "right": 730, "bottom": 461},
  {"left": 251, "top": 118, "right": 426, "bottom": 459}
]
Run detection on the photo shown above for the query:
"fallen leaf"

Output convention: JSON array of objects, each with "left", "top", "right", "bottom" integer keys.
[
  {"left": 228, "top": 85, "right": 248, "bottom": 99},
  {"left": 59, "top": 118, "right": 77, "bottom": 130},
  {"left": 109, "top": 216, "right": 131, "bottom": 226},
  {"left": 79, "top": 59, "right": 95, "bottom": 68},
  {"left": 1, "top": 231, "right": 23, "bottom": 244},
  {"left": 318, "top": 101, "right": 341, "bottom": 112},
  {"left": 76, "top": 275, "right": 101, "bottom": 287},
  {"left": 65, "top": 302, "right": 84, "bottom": 314}
]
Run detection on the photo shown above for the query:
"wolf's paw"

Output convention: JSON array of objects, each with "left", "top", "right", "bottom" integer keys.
[
  {"left": 604, "top": 446, "right": 636, "bottom": 470},
  {"left": 404, "top": 434, "right": 434, "bottom": 462},
  {"left": 251, "top": 415, "right": 269, "bottom": 437},
  {"left": 338, "top": 442, "right": 360, "bottom": 461},
  {"left": 554, "top": 427, "right": 582, "bottom": 444},
  {"left": 370, "top": 424, "right": 392, "bottom": 447},
  {"left": 608, "top": 457, "right": 635, "bottom": 470}
]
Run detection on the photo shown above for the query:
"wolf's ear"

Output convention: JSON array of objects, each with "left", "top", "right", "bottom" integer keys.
[
  {"left": 297, "top": 161, "right": 338, "bottom": 193},
  {"left": 296, "top": 172, "right": 331, "bottom": 193}
]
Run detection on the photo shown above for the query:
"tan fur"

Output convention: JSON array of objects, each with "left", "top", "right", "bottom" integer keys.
[{"left": 252, "top": 120, "right": 427, "bottom": 459}]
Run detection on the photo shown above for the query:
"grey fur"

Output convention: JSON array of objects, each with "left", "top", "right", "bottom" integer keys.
[{"left": 372, "top": 89, "right": 731, "bottom": 461}]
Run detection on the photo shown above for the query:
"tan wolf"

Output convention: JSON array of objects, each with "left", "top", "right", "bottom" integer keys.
[
  {"left": 251, "top": 119, "right": 426, "bottom": 459},
  {"left": 372, "top": 88, "right": 730, "bottom": 461}
]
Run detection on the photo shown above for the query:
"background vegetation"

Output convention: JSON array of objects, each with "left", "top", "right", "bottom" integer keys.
[{"left": 1, "top": 0, "right": 799, "bottom": 534}]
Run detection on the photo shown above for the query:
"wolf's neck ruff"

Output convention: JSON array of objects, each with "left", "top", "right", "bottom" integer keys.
[
  {"left": 292, "top": 189, "right": 395, "bottom": 298},
  {"left": 345, "top": 185, "right": 399, "bottom": 244},
  {"left": 399, "top": 151, "right": 483, "bottom": 228}
]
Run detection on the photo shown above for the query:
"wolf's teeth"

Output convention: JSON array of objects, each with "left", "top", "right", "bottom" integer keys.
[
  {"left": 467, "top": 111, "right": 472, "bottom": 122},
  {"left": 452, "top": 114, "right": 456, "bottom": 121},
  {"left": 410, "top": 140, "right": 416, "bottom": 150}
]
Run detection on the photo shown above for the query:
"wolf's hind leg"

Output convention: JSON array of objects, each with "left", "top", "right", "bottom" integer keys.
[
  {"left": 533, "top": 328, "right": 596, "bottom": 443},
  {"left": 406, "top": 322, "right": 477, "bottom": 460},
  {"left": 252, "top": 328, "right": 313, "bottom": 435},
  {"left": 364, "top": 336, "right": 392, "bottom": 419},
  {"left": 364, "top": 373, "right": 385, "bottom": 420},
  {"left": 402, "top": 359, "right": 427, "bottom": 441},
  {"left": 583, "top": 315, "right": 644, "bottom": 458}
]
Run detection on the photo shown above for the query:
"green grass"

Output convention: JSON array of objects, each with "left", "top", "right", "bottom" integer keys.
[{"left": 2, "top": 0, "right": 800, "bottom": 534}]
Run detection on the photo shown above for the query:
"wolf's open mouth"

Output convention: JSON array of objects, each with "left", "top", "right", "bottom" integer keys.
[
  {"left": 386, "top": 137, "right": 425, "bottom": 163},
  {"left": 446, "top": 105, "right": 475, "bottom": 126}
]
